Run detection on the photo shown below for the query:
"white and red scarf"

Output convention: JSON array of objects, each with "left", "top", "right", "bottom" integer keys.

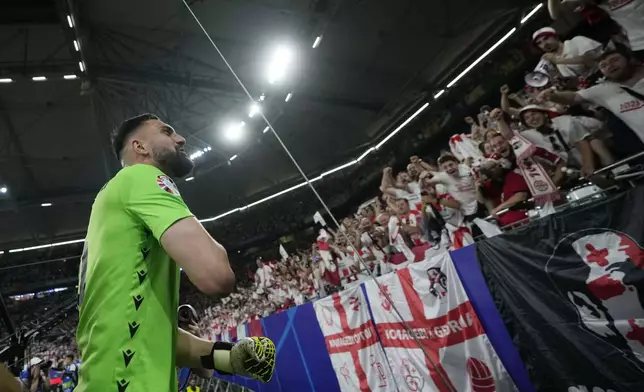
[{"left": 510, "top": 131, "right": 560, "bottom": 205}]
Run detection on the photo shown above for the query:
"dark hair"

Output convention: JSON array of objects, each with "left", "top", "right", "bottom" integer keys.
[
  {"left": 598, "top": 44, "right": 633, "bottom": 63},
  {"left": 437, "top": 154, "right": 459, "bottom": 166},
  {"left": 111, "top": 113, "right": 159, "bottom": 160},
  {"left": 478, "top": 141, "right": 488, "bottom": 155}
]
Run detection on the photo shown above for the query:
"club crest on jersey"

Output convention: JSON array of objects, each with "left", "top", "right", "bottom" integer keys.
[{"left": 156, "top": 175, "right": 180, "bottom": 196}]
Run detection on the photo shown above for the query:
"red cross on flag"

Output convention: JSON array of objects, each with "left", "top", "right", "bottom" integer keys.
[
  {"left": 314, "top": 285, "right": 395, "bottom": 391},
  {"left": 363, "top": 252, "right": 516, "bottom": 391}
]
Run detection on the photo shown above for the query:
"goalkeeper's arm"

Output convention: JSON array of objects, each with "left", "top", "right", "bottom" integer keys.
[
  {"left": 176, "top": 328, "right": 234, "bottom": 374},
  {"left": 176, "top": 328, "right": 275, "bottom": 383}
]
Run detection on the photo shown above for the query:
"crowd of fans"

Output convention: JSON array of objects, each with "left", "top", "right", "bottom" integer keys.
[
  {"left": 192, "top": 1, "right": 644, "bottom": 339},
  {"left": 3, "top": 1, "right": 644, "bottom": 388}
]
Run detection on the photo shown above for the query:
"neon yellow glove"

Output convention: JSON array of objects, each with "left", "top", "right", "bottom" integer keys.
[{"left": 230, "top": 337, "right": 276, "bottom": 383}]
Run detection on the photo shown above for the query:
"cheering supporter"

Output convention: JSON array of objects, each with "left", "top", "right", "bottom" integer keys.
[
  {"left": 426, "top": 155, "right": 482, "bottom": 222},
  {"left": 476, "top": 156, "right": 531, "bottom": 227},
  {"left": 547, "top": 0, "right": 644, "bottom": 59},
  {"left": 533, "top": 26, "right": 604, "bottom": 79},
  {"left": 419, "top": 180, "right": 473, "bottom": 250},
  {"left": 518, "top": 104, "right": 613, "bottom": 177},
  {"left": 539, "top": 48, "right": 644, "bottom": 145},
  {"left": 379, "top": 167, "right": 422, "bottom": 212}
]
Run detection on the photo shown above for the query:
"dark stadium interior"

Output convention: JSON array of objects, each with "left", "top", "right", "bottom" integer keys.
[{"left": 2, "top": 0, "right": 644, "bottom": 390}]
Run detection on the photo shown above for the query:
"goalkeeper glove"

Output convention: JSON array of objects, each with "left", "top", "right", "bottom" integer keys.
[{"left": 202, "top": 337, "right": 276, "bottom": 383}]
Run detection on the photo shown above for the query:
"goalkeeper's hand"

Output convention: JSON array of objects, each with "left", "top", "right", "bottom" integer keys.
[{"left": 230, "top": 337, "right": 276, "bottom": 383}]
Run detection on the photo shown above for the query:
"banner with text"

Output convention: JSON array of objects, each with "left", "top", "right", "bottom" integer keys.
[
  {"left": 313, "top": 284, "right": 396, "bottom": 392},
  {"left": 363, "top": 253, "right": 516, "bottom": 392}
]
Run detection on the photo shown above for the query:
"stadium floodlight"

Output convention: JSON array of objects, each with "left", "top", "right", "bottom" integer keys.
[
  {"left": 267, "top": 45, "right": 294, "bottom": 84},
  {"left": 259, "top": 93, "right": 266, "bottom": 102},
  {"left": 248, "top": 103, "right": 261, "bottom": 118},
  {"left": 312, "top": 36, "right": 323, "bottom": 49},
  {"left": 521, "top": 3, "right": 544, "bottom": 24},
  {"left": 74, "top": 40, "right": 80, "bottom": 51},
  {"left": 79, "top": 62, "right": 85, "bottom": 72},
  {"left": 263, "top": 126, "right": 270, "bottom": 134},
  {"left": 32, "top": 76, "right": 47, "bottom": 81},
  {"left": 375, "top": 102, "right": 430, "bottom": 150},
  {"left": 357, "top": 147, "right": 375, "bottom": 162},
  {"left": 185, "top": 177, "right": 194, "bottom": 182},
  {"left": 0, "top": 78, "right": 13, "bottom": 83},
  {"left": 446, "top": 28, "right": 517, "bottom": 88},
  {"left": 320, "top": 160, "right": 357, "bottom": 178},
  {"left": 8, "top": 238, "right": 85, "bottom": 253},
  {"left": 41, "top": 203, "right": 52, "bottom": 207},
  {"left": 0, "top": 186, "right": 7, "bottom": 193},
  {"left": 67, "top": 15, "right": 73, "bottom": 28},
  {"left": 434, "top": 89, "right": 446, "bottom": 99},
  {"left": 64, "top": 75, "right": 77, "bottom": 80},
  {"left": 285, "top": 93, "right": 292, "bottom": 102},
  {"left": 229, "top": 155, "right": 238, "bottom": 161},
  {"left": 224, "top": 121, "right": 246, "bottom": 142}
]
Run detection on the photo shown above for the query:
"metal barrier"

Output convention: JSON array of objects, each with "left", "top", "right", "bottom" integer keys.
[
  {"left": 484, "top": 151, "right": 644, "bottom": 221},
  {"left": 197, "top": 376, "right": 254, "bottom": 392}
]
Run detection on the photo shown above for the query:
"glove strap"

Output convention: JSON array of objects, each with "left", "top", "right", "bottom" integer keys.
[{"left": 200, "top": 341, "right": 234, "bottom": 375}]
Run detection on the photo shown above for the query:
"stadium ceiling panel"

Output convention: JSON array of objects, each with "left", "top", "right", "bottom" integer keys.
[{"left": 0, "top": 0, "right": 534, "bottom": 250}]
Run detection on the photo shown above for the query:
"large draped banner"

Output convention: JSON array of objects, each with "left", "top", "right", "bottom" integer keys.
[
  {"left": 313, "top": 285, "right": 396, "bottom": 391},
  {"left": 363, "top": 253, "right": 516, "bottom": 392},
  {"left": 477, "top": 186, "right": 644, "bottom": 391}
]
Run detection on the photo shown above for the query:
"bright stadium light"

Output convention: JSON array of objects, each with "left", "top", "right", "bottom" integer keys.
[
  {"left": 521, "top": 3, "right": 544, "bottom": 24},
  {"left": 224, "top": 121, "right": 246, "bottom": 142},
  {"left": 248, "top": 103, "right": 261, "bottom": 118},
  {"left": 263, "top": 126, "right": 270, "bottom": 134},
  {"left": 41, "top": 203, "right": 52, "bottom": 207},
  {"left": 185, "top": 177, "right": 194, "bottom": 182},
  {"left": 259, "top": 93, "right": 266, "bottom": 102},
  {"left": 32, "top": 76, "right": 47, "bottom": 81},
  {"left": 79, "top": 62, "right": 85, "bottom": 72},
  {"left": 0, "top": 186, "right": 7, "bottom": 194},
  {"left": 189, "top": 150, "right": 205, "bottom": 160},
  {"left": 446, "top": 28, "right": 517, "bottom": 88},
  {"left": 312, "top": 36, "right": 323, "bottom": 49},
  {"left": 285, "top": 93, "right": 292, "bottom": 102},
  {"left": 267, "top": 45, "right": 294, "bottom": 84},
  {"left": 73, "top": 40, "right": 80, "bottom": 51},
  {"left": 434, "top": 89, "right": 446, "bottom": 99},
  {"left": 0, "top": 78, "right": 13, "bottom": 83},
  {"left": 229, "top": 155, "right": 238, "bottom": 161},
  {"left": 63, "top": 75, "right": 77, "bottom": 80},
  {"left": 375, "top": 102, "right": 430, "bottom": 150},
  {"left": 67, "top": 15, "right": 73, "bottom": 28}
]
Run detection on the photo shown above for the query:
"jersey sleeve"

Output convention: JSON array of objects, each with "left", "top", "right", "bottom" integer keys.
[
  {"left": 571, "top": 36, "right": 602, "bottom": 55},
  {"left": 118, "top": 165, "right": 194, "bottom": 241},
  {"left": 577, "top": 84, "right": 608, "bottom": 107}
]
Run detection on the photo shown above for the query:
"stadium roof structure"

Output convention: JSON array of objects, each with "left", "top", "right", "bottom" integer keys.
[{"left": 0, "top": 0, "right": 540, "bottom": 251}]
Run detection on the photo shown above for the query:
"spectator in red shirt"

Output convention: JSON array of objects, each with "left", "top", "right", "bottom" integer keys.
[{"left": 478, "top": 159, "right": 531, "bottom": 227}]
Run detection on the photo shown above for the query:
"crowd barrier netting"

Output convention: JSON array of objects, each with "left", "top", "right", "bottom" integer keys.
[{"left": 190, "top": 185, "right": 644, "bottom": 392}]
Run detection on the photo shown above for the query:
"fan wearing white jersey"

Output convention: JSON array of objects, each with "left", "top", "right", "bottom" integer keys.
[
  {"left": 539, "top": 48, "right": 644, "bottom": 144},
  {"left": 533, "top": 26, "right": 603, "bottom": 79},
  {"left": 548, "top": 0, "right": 644, "bottom": 57}
]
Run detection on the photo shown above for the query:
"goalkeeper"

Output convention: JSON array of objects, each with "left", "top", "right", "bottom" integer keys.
[{"left": 75, "top": 114, "right": 275, "bottom": 392}]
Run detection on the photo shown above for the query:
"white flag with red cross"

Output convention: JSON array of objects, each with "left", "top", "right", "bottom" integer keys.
[
  {"left": 363, "top": 252, "right": 517, "bottom": 392},
  {"left": 313, "top": 284, "right": 395, "bottom": 392}
]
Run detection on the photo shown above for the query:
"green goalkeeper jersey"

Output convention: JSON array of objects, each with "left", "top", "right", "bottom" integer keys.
[{"left": 76, "top": 164, "right": 193, "bottom": 392}]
